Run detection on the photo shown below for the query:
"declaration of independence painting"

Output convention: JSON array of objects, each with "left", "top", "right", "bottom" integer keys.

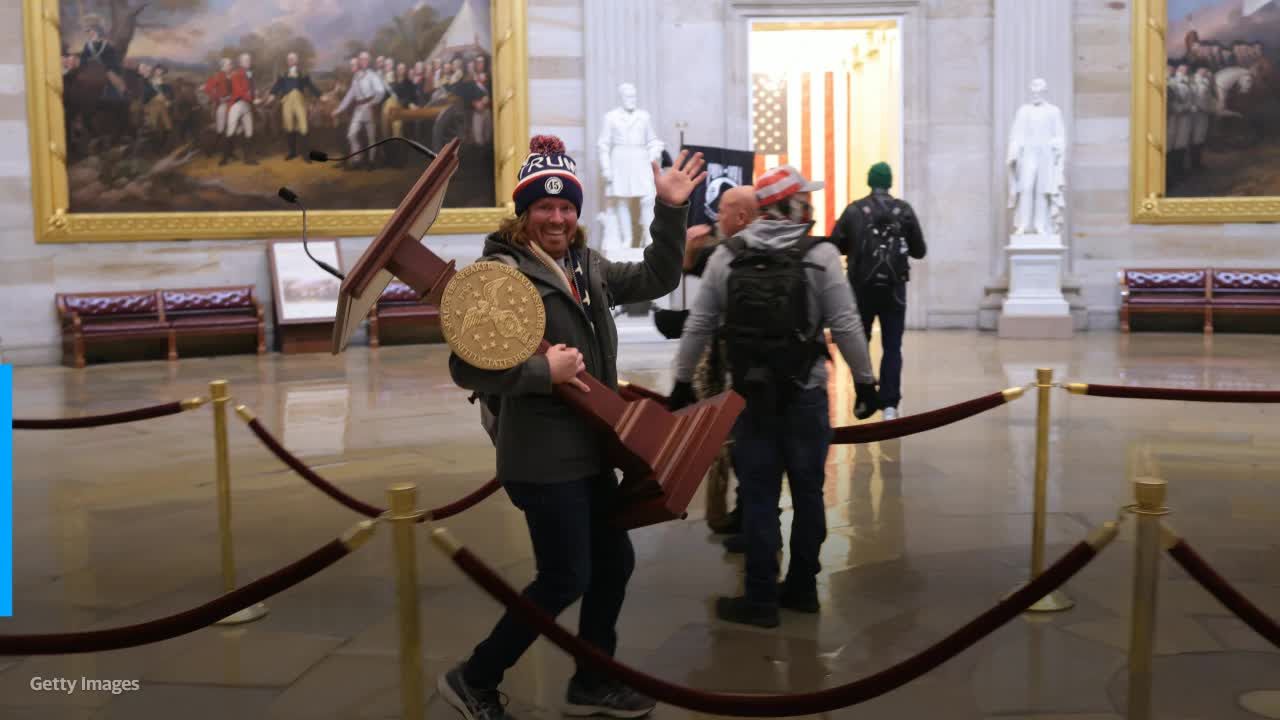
[
  {"left": 58, "top": 0, "right": 495, "bottom": 214},
  {"left": 1166, "top": 0, "right": 1280, "bottom": 197}
]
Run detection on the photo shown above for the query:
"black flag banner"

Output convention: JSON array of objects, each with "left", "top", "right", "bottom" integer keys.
[{"left": 682, "top": 145, "right": 756, "bottom": 228}]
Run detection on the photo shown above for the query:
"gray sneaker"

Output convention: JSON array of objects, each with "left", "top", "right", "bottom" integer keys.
[
  {"left": 437, "top": 665, "right": 513, "bottom": 720},
  {"left": 564, "top": 677, "right": 656, "bottom": 718}
]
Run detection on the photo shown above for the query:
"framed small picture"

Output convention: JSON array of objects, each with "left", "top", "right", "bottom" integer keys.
[{"left": 267, "top": 239, "right": 343, "bottom": 324}]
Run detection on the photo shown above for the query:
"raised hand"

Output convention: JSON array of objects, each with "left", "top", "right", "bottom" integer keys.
[{"left": 651, "top": 150, "right": 708, "bottom": 207}]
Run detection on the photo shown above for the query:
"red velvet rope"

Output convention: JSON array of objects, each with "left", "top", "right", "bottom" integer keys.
[
  {"left": 0, "top": 538, "right": 350, "bottom": 655},
  {"left": 427, "top": 478, "right": 502, "bottom": 521},
  {"left": 1075, "top": 384, "right": 1280, "bottom": 403},
  {"left": 447, "top": 540, "right": 1098, "bottom": 716},
  {"left": 14, "top": 401, "right": 188, "bottom": 430},
  {"left": 831, "top": 391, "right": 1009, "bottom": 445},
  {"left": 621, "top": 382, "right": 1013, "bottom": 445},
  {"left": 244, "top": 417, "right": 500, "bottom": 522},
  {"left": 1167, "top": 539, "right": 1280, "bottom": 648}
]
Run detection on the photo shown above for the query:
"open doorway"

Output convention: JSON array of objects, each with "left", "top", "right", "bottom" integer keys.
[{"left": 748, "top": 19, "right": 904, "bottom": 236}]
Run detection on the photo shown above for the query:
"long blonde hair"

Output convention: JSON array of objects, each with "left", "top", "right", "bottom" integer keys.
[{"left": 498, "top": 212, "right": 588, "bottom": 251}]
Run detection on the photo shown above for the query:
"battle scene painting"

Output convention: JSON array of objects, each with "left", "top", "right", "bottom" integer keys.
[
  {"left": 59, "top": 0, "right": 495, "bottom": 214},
  {"left": 1166, "top": 0, "right": 1280, "bottom": 197}
]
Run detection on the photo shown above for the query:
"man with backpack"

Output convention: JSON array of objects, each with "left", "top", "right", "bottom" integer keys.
[
  {"left": 831, "top": 162, "right": 927, "bottom": 420},
  {"left": 668, "top": 165, "right": 878, "bottom": 628}
]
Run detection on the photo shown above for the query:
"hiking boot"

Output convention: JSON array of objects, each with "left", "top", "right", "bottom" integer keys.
[
  {"left": 778, "top": 582, "right": 820, "bottom": 613},
  {"left": 437, "top": 664, "right": 513, "bottom": 720},
  {"left": 715, "top": 595, "right": 780, "bottom": 629},
  {"left": 564, "top": 677, "right": 656, "bottom": 718}
]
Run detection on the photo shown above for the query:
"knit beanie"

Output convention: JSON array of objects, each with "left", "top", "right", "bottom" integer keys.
[
  {"left": 513, "top": 135, "right": 583, "bottom": 216},
  {"left": 867, "top": 162, "right": 893, "bottom": 190}
]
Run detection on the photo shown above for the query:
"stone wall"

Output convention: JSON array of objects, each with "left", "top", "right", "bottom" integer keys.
[
  {"left": 5, "top": 0, "right": 1278, "bottom": 364},
  {"left": 0, "top": 0, "right": 584, "bottom": 365},
  {"left": 1071, "top": 0, "right": 1280, "bottom": 328}
]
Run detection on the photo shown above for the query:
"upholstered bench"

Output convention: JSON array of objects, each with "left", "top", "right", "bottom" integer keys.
[
  {"left": 368, "top": 280, "right": 442, "bottom": 348},
  {"left": 56, "top": 290, "right": 171, "bottom": 368},
  {"left": 1119, "top": 269, "right": 1211, "bottom": 333},
  {"left": 160, "top": 285, "right": 265, "bottom": 359},
  {"left": 1208, "top": 269, "right": 1280, "bottom": 332}
]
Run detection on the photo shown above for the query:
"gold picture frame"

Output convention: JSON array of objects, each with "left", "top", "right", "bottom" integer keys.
[
  {"left": 1131, "top": 0, "right": 1280, "bottom": 223},
  {"left": 22, "top": 0, "right": 529, "bottom": 243}
]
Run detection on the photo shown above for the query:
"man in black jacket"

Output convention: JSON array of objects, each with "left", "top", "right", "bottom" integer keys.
[{"left": 830, "top": 162, "right": 926, "bottom": 420}]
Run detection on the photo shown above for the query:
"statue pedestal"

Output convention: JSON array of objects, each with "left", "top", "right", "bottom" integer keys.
[{"left": 998, "top": 233, "right": 1073, "bottom": 339}]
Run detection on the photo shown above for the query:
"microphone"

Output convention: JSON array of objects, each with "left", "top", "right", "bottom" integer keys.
[
  {"left": 309, "top": 136, "right": 439, "bottom": 164},
  {"left": 277, "top": 187, "right": 345, "bottom": 282}
]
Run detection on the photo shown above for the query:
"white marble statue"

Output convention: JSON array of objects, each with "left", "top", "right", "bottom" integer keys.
[
  {"left": 1007, "top": 78, "right": 1066, "bottom": 236},
  {"left": 598, "top": 82, "right": 664, "bottom": 253}
]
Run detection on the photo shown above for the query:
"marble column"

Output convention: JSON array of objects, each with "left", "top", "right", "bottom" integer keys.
[
  {"left": 992, "top": 0, "right": 1075, "bottom": 338},
  {"left": 583, "top": 0, "right": 662, "bottom": 250}
]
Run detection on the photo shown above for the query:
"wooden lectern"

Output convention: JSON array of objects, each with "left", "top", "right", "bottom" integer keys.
[{"left": 332, "top": 140, "right": 744, "bottom": 529}]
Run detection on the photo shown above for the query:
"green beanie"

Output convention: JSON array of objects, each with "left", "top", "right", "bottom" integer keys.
[{"left": 867, "top": 162, "right": 893, "bottom": 190}]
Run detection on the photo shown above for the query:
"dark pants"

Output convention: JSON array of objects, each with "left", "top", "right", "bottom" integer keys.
[
  {"left": 856, "top": 284, "right": 907, "bottom": 408},
  {"left": 463, "top": 475, "right": 635, "bottom": 690},
  {"left": 731, "top": 386, "right": 832, "bottom": 603}
]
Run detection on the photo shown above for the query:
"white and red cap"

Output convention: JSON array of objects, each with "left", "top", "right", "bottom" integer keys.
[{"left": 753, "top": 164, "right": 824, "bottom": 207}]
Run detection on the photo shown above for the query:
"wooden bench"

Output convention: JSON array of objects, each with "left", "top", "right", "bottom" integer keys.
[
  {"left": 1120, "top": 268, "right": 1280, "bottom": 333},
  {"left": 367, "top": 280, "right": 442, "bottom": 348},
  {"left": 160, "top": 285, "right": 265, "bottom": 359},
  {"left": 57, "top": 290, "right": 171, "bottom": 368},
  {"left": 1209, "top": 269, "right": 1280, "bottom": 332},
  {"left": 56, "top": 286, "right": 265, "bottom": 368},
  {"left": 1119, "top": 269, "right": 1210, "bottom": 333}
]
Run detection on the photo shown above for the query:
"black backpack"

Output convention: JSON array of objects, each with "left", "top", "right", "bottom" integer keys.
[
  {"left": 852, "top": 195, "right": 911, "bottom": 289},
  {"left": 721, "top": 235, "right": 828, "bottom": 411}
]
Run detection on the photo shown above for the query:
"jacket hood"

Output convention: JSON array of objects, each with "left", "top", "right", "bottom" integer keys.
[{"left": 735, "top": 218, "right": 815, "bottom": 250}]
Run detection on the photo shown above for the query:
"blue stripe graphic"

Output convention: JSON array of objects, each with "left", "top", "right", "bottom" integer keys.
[{"left": 0, "top": 364, "right": 11, "bottom": 616}]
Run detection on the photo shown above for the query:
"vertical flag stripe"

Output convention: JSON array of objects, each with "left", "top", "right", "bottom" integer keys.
[
  {"left": 823, "top": 71, "right": 836, "bottom": 236},
  {"left": 809, "top": 71, "right": 825, "bottom": 234},
  {"left": 786, "top": 71, "right": 801, "bottom": 184},
  {"left": 754, "top": 153, "right": 765, "bottom": 180},
  {"left": 0, "top": 364, "right": 11, "bottom": 617},
  {"left": 835, "top": 68, "right": 849, "bottom": 235},
  {"left": 799, "top": 72, "right": 812, "bottom": 192},
  {"left": 848, "top": 71, "right": 855, "bottom": 199}
]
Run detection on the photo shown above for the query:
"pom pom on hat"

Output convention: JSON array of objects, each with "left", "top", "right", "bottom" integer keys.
[
  {"left": 528, "top": 135, "right": 566, "bottom": 155},
  {"left": 514, "top": 134, "right": 583, "bottom": 216}
]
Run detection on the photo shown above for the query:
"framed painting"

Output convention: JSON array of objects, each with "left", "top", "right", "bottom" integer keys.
[
  {"left": 267, "top": 238, "right": 343, "bottom": 324},
  {"left": 1132, "top": 0, "right": 1280, "bottom": 222},
  {"left": 22, "top": 0, "right": 529, "bottom": 242}
]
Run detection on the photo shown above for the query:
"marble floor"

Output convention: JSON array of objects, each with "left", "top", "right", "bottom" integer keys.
[{"left": 3, "top": 329, "right": 1278, "bottom": 719}]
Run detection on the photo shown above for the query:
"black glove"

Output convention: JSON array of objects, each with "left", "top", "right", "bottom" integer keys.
[
  {"left": 853, "top": 382, "right": 880, "bottom": 420},
  {"left": 668, "top": 381, "right": 696, "bottom": 411}
]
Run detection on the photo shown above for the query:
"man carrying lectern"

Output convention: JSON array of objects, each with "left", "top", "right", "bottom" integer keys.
[{"left": 439, "top": 135, "right": 706, "bottom": 720}]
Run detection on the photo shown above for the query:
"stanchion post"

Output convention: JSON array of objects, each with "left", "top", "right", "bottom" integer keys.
[
  {"left": 210, "top": 379, "right": 268, "bottom": 625},
  {"left": 390, "top": 483, "right": 425, "bottom": 720},
  {"left": 1024, "top": 368, "right": 1073, "bottom": 612},
  {"left": 1127, "top": 476, "right": 1166, "bottom": 720}
]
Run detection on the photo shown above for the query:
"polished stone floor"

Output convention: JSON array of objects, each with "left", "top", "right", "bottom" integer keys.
[{"left": 3, "top": 329, "right": 1278, "bottom": 719}]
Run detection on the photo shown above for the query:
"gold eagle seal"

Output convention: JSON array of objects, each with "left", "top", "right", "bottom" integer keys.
[{"left": 440, "top": 261, "right": 545, "bottom": 370}]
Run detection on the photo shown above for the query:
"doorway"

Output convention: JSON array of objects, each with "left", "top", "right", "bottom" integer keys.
[{"left": 747, "top": 19, "right": 904, "bottom": 236}]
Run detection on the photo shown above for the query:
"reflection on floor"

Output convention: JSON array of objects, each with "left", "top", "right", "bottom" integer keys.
[{"left": 3, "top": 330, "right": 1279, "bottom": 719}]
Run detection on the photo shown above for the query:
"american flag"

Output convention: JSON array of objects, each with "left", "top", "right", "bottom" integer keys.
[{"left": 751, "top": 70, "right": 857, "bottom": 236}]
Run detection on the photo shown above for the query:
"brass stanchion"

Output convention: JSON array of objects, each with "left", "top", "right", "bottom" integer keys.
[
  {"left": 1127, "top": 477, "right": 1167, "bottom": 720},
  {"left": 1024, "top": 368, "right": 1073, "bottom": 612},
  {"left": 390, "top": 483, "right": 425, "bottom": 720},
  {"left": 210, "top": 379, "right": 268, "bottom": 625}
]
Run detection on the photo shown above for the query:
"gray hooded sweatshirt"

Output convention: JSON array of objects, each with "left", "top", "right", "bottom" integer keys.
[{"left": 674, "top": 219, "right": 877, "bottom": 388}]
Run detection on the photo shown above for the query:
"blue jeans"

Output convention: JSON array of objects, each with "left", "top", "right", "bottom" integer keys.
[
  {"left": 463, "top": 475, "right": 635, "bottom": 690},
  {"left": 856, "top": 284, "right": 907, "bottom": 408},
  {"left": 731, "top": 386, "right": 833, "bottom": 603}
]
